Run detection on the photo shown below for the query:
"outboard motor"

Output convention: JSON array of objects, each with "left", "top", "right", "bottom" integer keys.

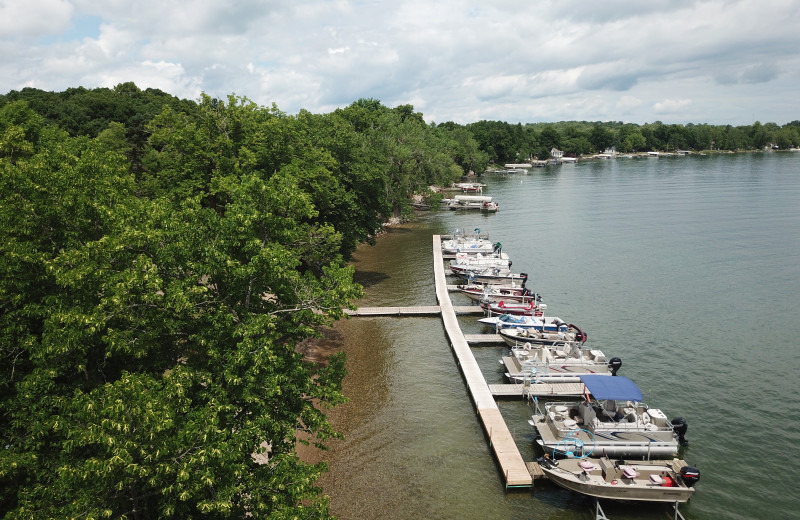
[
  {"left": 679, "top": 465, "right": 700, "bottom": 487},
  {"left": 608, "top": 357, "right": 622, "bottom": 376},
  {"left": 671, "top": 417, "right": 690, "bottom": 446},
  {"left": 520, "top": 273, "right": 528, "bottom": 287}
]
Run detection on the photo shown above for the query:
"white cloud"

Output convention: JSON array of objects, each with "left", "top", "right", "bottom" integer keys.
[
  {"left": 1, "top": 0, "right": 799, "bottom": 125},
  {"left": 653, "top": 99, "right": 693, "bottom": 114},
  {"left": 0, "top": 0, "right": 73, "bottom": 37}
]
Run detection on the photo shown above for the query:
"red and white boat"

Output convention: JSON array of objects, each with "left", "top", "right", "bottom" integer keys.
[{"left": 480, "top": 299, "right": 545, "bottom": 316}]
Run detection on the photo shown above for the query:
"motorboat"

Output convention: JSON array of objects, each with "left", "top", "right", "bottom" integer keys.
[
  {"left": 449, "top": 252, "right": 511, "bottom": 274},
  {"left": 497, "top": 321, "right": 587, "bottom": 346},
  {"left": 452, "top": 281, "right": 535, "bottom": 303},
  {"left": 454, "top": 182, "right": 486, "bottom": 193},
  {"left": 442, "top": 237, "right": 499, "bottom": 256},
  {"left": 447, "top": 195, "right": 499, "bottom": 211},
  {"left": 479, "top": 314, "right": 561, "bottom": 330},
  {"left": 529, "top": 375, "right": 689, "bottom": 459},
  {"left": 537, "top": 455, "right": 699, "bottom": 503},
  {"left": 441, "top": 228, "right": 494, "bottom": 254},
  {"left": 459, "top": 267, "right": 527, "bottom": 284},
  {"left": 480, "top": 299, "right": 545, "bottom": 316},
  {"left": 500, "top": 343, "right": 621, "bottom": 384}
]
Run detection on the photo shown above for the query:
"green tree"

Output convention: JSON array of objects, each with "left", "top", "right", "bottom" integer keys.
[{"left": 1, "top": 102, "right": 361, "bottom": 518}]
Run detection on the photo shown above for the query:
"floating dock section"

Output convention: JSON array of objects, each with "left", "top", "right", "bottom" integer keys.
[{"left": 433, "top": 236, "right": 533, "bottom": 488}]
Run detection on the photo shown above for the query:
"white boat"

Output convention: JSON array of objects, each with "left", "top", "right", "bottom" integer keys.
[
  {"left": 479, "top": 314, "right": 561, "bottom": 330},
  {"left": 449, "top": 252, "right": 511, "bottom": 274},
  {"left": 537, "top": 455, "right": 699, "bottom": 503},
  {"left": 529, "top": 375, "right": 689, "bottom": 459},
  {"left": 500, "top": 343, "right": 621, "bottom": 384},
  {"left": 441, "top": 233, "right": 500, "bottom": 255},
  {"left": 452, "top": 281, "right": 534, "bottom": 303},
  {"left": 460, "top": 268, "right": 528, "bottom": 284},
  {"left": 497, "top": 321, "right": 588, "bottom": 346},
  {"left": 447, "top": 195, "right": 500, "bottom": 212}
]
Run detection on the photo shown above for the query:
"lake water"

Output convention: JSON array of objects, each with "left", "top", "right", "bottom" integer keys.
[{"left": 310, "top": 152, "right": 800, "bottom": 520}]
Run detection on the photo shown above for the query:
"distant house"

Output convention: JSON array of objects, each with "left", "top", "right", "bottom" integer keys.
[
  {"left": 598, "top": 147, "right": 616, "bottom": 159},
  {"left": 550, "top": 147, "right": 564, "bottom": 159}
]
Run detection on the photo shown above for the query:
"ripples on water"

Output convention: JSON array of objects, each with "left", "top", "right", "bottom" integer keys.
[{"left": 317, "top": 153, "right": 800, "bottom": 520}]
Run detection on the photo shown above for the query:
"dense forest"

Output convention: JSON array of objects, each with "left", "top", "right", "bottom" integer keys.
[
  {"left": 0, "top": 84, "right": 483, "bottom": 519},
  {"left": 1, "top": 83, "right": 796, "bottom": 518}
]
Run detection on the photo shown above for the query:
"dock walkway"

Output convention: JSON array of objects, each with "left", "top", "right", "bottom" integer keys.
[{"left": 433, "top": 236, "right": 533, "bottom": 488}]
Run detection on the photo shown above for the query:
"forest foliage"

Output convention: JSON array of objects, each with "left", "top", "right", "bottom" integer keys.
[{"left": 0, "top": 84, "right": 479, "bottom": 519}]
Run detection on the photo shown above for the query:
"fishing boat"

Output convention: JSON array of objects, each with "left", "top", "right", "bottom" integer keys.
[
  {"left": 537, "top": 455, "right": 699, "bottom": 503},
  {"left": 480, "top": 298, "right": 544, "bottom": 316},
  {"left": 479, "top": 314, "right": 562, "bottom": 330},
  {"left": 529, "top": 375, "right": 689, "bottom": 459},
  {"left": 452, "top": 282, "right": 535, "bottom": 303},
  {"left": 497, "top": 321, "right": 588, "bottom": 346},
  {"left": 500, "top": 343, "right": 621, "bottom": 383},
  {"left": 441, "top": 233, "right": 500, "bottom": 256},
  {"left": 459, "top": 267, "right": 528, "bottom": 284},
  {"left": 449, "top": 252, "right": 511, "bottom": 274}
]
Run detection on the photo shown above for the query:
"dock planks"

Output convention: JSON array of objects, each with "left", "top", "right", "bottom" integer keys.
[
  {"left": 344, "top": 306, "right": 483, "bottom": 316},
  {"left": 433, "top": 236, "right": 533, "bottom": 488}
]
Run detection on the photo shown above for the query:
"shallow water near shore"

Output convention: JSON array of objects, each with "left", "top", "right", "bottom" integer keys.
[{"left": 313, "top": 152, "right": 800, "bottom": 520}]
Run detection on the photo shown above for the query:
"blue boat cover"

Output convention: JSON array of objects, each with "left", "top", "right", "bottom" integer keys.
[{"left": 579, "top": 375, "right": 644, "bottom": 402}]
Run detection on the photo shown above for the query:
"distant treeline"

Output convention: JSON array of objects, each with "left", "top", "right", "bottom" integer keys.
[{"left": 457, "top": 119, "right": 800, "bottom": 163}]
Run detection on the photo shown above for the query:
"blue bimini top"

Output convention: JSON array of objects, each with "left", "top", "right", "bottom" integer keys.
[{"left": 580, "top": 375, "right": 644, "bottom": 402}]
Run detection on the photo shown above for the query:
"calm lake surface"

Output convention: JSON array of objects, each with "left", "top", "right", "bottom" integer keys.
[{"left": 313, "top": 152, "right": 800, "bottom": 520}]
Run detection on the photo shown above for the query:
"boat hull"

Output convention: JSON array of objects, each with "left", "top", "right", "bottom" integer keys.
[{"left": 538, "top": 458, "right": 695, "bottom": 503}]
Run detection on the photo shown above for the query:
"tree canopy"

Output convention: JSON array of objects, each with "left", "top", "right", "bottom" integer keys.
[{"left": 0, "top": 86, "right": 477, "bottom": 518}]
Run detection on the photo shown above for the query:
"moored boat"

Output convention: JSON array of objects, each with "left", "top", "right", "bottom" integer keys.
[
  {"left": 529, "top": 375, "right": 689, "bottom": 459},
  {"left": 501, "top": 343, "right": 621, "bottom": 383},
  {"left": 449, "top": 251, "right": 511, "bottom": 274},
  {"left": 459, "top": 268, "right": 528, "bottom": 284},
  {"left": 537, "top": 455, "right": 699, "bottom": 503},
  {"left": 452, "top": 281, "right": 534, "bottom": 303},
  {"left": 480, "top": 298, "right": 545, "bottom": 316},
  {"left": 497, "top": 321, "right": 587, "bottom": 346}
]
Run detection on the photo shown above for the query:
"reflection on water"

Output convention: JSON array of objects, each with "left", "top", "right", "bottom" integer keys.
[{"left": 313, "top": 154, "right": 800, "bottom": 520}]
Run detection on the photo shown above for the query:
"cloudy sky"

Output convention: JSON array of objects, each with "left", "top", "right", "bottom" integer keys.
[{"left": 2, "top": 0, "right": 799, "bottom": 126}]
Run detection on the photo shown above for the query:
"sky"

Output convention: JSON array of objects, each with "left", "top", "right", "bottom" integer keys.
[{"left": 2, "top": 0, "right": 799, "bottom": 126}]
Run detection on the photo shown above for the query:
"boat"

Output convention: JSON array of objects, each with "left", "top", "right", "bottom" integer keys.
[
  {"left": 480, "top": 298, "right": 545, "bottom": 316},
  {"left": 452, "top": 281, "right": 535, "bottom": 303},
  {"left": 447, "top": 195, "right": 500, "bottom": 212},
  {"left": 529, "top": 375, "right": 689, "bottom": 459},
  {"left": 497, "top": 321, "right": 588, "bottom": 346},
  {"left": 460, "top": 268, "right": 528, "bottom": 284},
  {"left": 500, "top": 343, "right": 621, "bottom": 383},
  {"left": 449, "top": 252, "right": 511, "bottom": 274},
  {"left": 479, "top": 314, "right": 562, "bottom": 330},
  {"left": 454, "top": 182, "right": 486, "bottom": 193},
  {"left": 441, "top": 233, "right": 500, "bottom": 255},
  {"left": 537, "top": 455, "right": 699, "bottom": 503}
]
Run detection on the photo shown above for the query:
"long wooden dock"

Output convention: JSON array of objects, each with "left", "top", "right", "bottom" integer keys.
[{"left": 433, "top": 236, "right": 533, "bottom": 488}]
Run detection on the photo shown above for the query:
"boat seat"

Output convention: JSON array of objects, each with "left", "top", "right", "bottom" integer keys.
[
  {"left": 563, "top": 419, "right": 578, "bottom": 430},
  {"left": 622, "top": 466, "right": 639, "bottom": 479},
  {"left": 579, "top": 460, "right": 598, "bottom": 472},
  {"left": 649, "top": 474, "right": 664, "bottom": 485}
]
